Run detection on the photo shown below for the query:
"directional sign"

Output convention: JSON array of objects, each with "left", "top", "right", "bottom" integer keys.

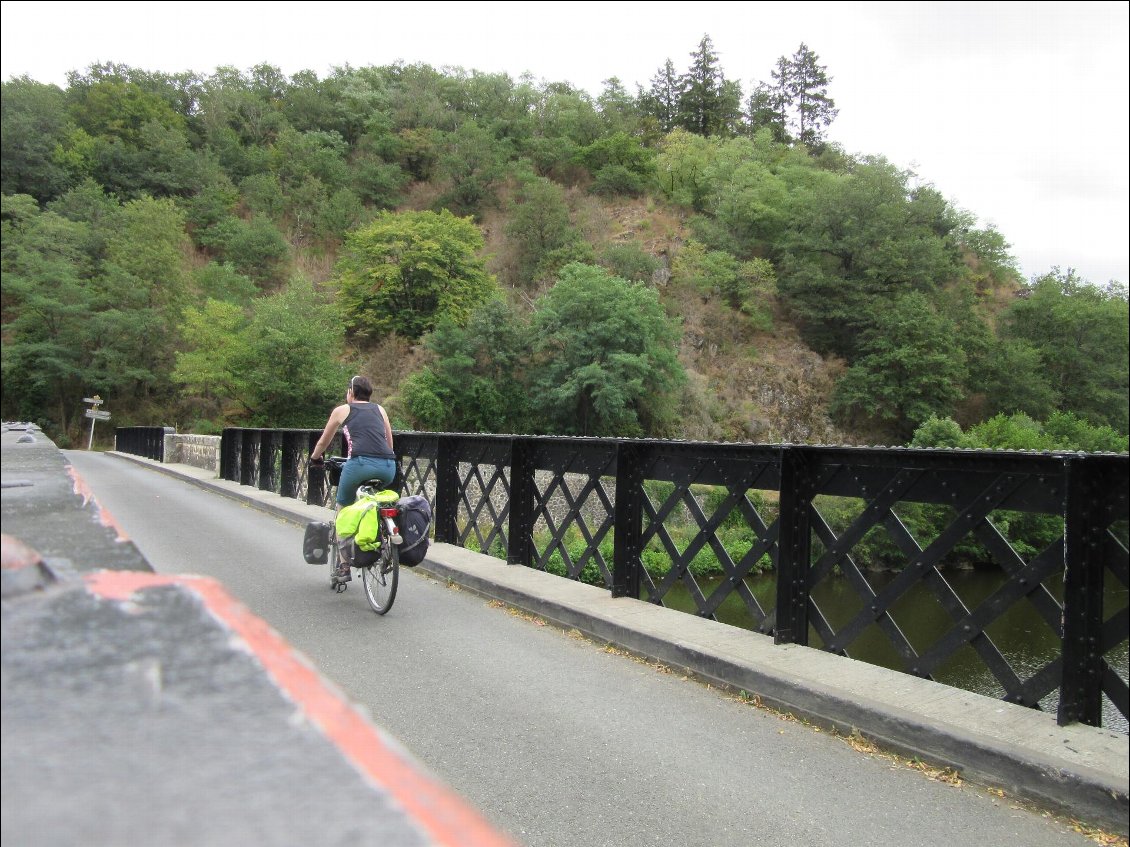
[
  {"left": 83, "top": 396, "right": 104, "bottom": 405},
  {"left": 84, "top": 409, "right": 112, "bottom": 420}
]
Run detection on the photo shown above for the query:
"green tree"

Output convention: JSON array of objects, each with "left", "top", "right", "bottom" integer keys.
[
  {"left": 777, "top": 159, "right": 965, "bottom": 358},
  {"left": 1001, "top": 269, "right": 1129, "bottom": 432},
  {"left": 169, "top": 298, "right": 247, "bottom": 418},
  {"left": 744, "top": 81, "right": 788, "bottom": 143},
  {"left": 970, "top": 338, "right": 1058, "bottom": 420},
  {"left": 912, "top": 412, "right": 1127, "bottom": 453},
  {"left": 504, "top": 177, "right": 582, "bottom": 284},
  {"left": 958, "top": 224, "right": 1021, "bottom": 291},
  {"left": 678, "top": 35, "right": 735, "bottom": 137},
  {"left": 238, "top": 280, "right": 352, "bottom": 424},
  {"left": 224, "top": 215, "right": 290, "bottom": 286},
  {"left": 831, "top": 293, "right": 968, "bottom": 441},
  {"left": 103, "top": 194, "right": 189, "bottom": 295},
  {"left": 673, "top": 240, "right": 775, "bottom": 327},
  {"left": 575, "top": 131, "right": 655, "bottom": 197},
  {"left": 599, "top": 243, "right": 661, "bottom": 282},
  {"left": 0, "top": 77, "right": 76, "bottom": 202},
  {"left": 192, "top": 261, "right": 258, "bottom": 305},
  {"left": 771, "top": 43, "right": 838, "bottom": 146},
  {"left": 184, "top": 178, "right": 241, "bottom": 250},
  {"left": 350, "top": 125, "right": 408, "bottom": 208},
  {"left": 1, "top": 197, "right": 100, "bottom": 434},
  {"left": 654, "top": 128, "right": 718, "bottom": 210},
  {"left": 401, "top": 298, "right": 533, "bottom": 433},
  {"left": 335, "top": 209, "right": 498, "bottom": 341},
  {"left": 270, "top": 126, "right": 350, "bottom": 191},
  {"left": 696, "top": 136, "right": 790, "bottom": 253},
  {"left": 435, "top": 120, "right": 507, "bottom": 214},
  {"left": 173, "top": 280, "right": 350, "bottom": 426},
  {"left": 45, "top": 179, "right": 121, "bottom": 258},
  {"left": 530, "top": 263, "right": 686, "bottom": 436},
  {"left": 596, "top": 77, "right": 640, "bottom": 134},
  {"left": 1, "top": 192, "right": 189, "bottom": 435},
  {"left": 67, "top": 76, "right": 187, "bottom": 147},
  {"left": 1041, "top": 411, "right": 1128, "bottom": 453},
  {"left": 239, "top": 172, "right": 286, "bottom": 218},
  {"left": 639, "top": 60, "right": 680, "bottom": 133},
  {"left": 531, "top": 83, "right": 603, "bottom": 148}
]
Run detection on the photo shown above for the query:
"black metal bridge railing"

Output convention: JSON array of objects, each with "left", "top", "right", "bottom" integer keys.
[
  {"left": 196, "top": 429, "right": 1130, "bottom": 729},
  {"left": 114, "top": 426, "right": 168, "bottom": 462}
]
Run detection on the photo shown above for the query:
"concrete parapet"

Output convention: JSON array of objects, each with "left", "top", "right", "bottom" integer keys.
[{"left": 1, "top": 429, "right": 516, "bottom": 846}]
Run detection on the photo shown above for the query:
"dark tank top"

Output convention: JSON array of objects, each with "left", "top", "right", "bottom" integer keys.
[{"left": 342, "top": 403, "right": 394, "bottom": 459}]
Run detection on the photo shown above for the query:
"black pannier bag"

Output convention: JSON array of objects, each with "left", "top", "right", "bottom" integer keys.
[
  {"left": 303, "top": 521, "right": 332, "bottom": 564},
  {"left": 338, "top": 536, "right": 380, "bottom": 569},
  {"left": 396, "top": 495, "right": 433, "bottom": 567}
]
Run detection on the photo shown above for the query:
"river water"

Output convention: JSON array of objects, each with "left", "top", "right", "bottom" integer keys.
[{"left": 659, "top": 570, "right": 1129, "bottom": 733}]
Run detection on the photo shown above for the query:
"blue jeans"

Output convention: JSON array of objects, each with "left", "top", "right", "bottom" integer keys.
[{"left": 336, "top": 456, "right": 397, "bottom": 507}]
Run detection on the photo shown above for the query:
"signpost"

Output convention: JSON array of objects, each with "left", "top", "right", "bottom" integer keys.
[{"left": 83, "top": 395, "right": 110, "bottom": 449}]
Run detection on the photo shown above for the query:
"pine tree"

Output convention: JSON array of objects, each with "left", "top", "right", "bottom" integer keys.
[
  {"left": 640, "top": 59, "right": 680, "bottom": 133},
  {"left": 744, "top": 81, "right": 788, "bottom": 142},
  {"left": 678, "top": 35, "right": 725, "bottom": 137},
  {"left": 771, "top": 43, "right": 838, "bottom": 146}
]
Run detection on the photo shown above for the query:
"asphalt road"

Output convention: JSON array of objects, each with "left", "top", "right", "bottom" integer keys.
[{"left": 64, "top": 450, "right": 1098, "bottom": 847}]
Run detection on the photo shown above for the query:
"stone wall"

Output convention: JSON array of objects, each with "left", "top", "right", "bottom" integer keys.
[{"left": 163, "top": 434, "right": 221, "bottom": 474}]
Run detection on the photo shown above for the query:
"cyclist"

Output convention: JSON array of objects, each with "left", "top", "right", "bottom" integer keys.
[{"left": 310, "top": 375, "right": 397, "bottom": 582}]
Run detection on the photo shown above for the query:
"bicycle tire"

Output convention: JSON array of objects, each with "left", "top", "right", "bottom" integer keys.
[
  {"left": 328, "top": 524, "right": 346, "bottom": 591},
  {"left": 362, "top": 526, "right": 398, "bottom": 614}
]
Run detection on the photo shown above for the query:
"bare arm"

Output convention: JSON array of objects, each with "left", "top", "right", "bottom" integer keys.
[
  {"left": 379, "top": 404, "right": 394, "bottom": 451},
  {"left": 310, "top": 404, "right": 350, "bottom": 460}
]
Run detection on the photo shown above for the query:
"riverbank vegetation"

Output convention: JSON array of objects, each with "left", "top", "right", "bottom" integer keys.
[{"left": 2, "top": 38, "right": 1127, "bottom": 451}]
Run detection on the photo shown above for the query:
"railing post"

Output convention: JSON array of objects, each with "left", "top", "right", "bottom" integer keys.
[
  {"left": 240, "top": 430, "right": 259, "bottom": 487},
  {"left": 507, "top": 438, "right": 535, "bottom": 566},
  {"left": 775, "top": 446, "right": 815, "bottom": 645},
  {"left": 612, "top": 441, "right": 645, "bottom": 598},
  {"left": 305, "top": 431, "right": 325, "bottom": 506},
  {"left": 435, "top": 436, "right": 459, "bottom": 544},
  {"left": 280, "top": 431, "right": 303, "bottom": 499},
  {"left": 258, "top": 431, "right": 278, "bottom": 492},
  {"left": 1058, "top": 455, "right": 1107, "bottom": 726},
  {"left": 220, "top": 429, "right": 240, "bottom": 482}
]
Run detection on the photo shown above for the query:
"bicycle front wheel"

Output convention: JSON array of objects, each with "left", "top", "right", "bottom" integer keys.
[{"left": 362, "top": 536, "right": 398, "bottom": 614}]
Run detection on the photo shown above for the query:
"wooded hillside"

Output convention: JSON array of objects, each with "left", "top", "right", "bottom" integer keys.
[{"left": 2, "top": 38, "right": 1127, "bottom": 451}]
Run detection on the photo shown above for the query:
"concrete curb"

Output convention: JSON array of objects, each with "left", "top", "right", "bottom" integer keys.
[
  {"left": 109, "top": 451, "right": 1130, "bottom": 835},
  {"left": 417, "top": 545, "right": 1128, "bottom": 834}
]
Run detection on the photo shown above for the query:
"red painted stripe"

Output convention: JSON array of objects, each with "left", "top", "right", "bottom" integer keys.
[
  {"left": 68, "top": 466, "right": 131, "bottom": 542},
  {"left": 84, "top": 571, "right": 515, "bottom": 847},
  {"left": 1, "top": 533, "right": 44, "bottom": 570}
]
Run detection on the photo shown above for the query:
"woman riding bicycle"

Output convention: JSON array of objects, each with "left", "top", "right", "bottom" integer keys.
[
  {"left": 311, "top": 375, "right": 397, "bottom": 506},
  {"left": 309, "top": 377, "right": 397, "bottom": 596},
  {"left": 310, "top": 376, "right": 396, "bottom": 580}
]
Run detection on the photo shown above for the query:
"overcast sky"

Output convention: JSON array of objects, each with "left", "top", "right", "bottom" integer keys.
[{"left": 2, "top": 0, "right": 1127, "bottom": 286}]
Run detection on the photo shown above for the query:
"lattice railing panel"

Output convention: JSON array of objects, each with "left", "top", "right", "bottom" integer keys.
[
  {"left": 805, "top": 461, "right": 1081, "bottom": 712},
  {"left": 526, "top": 445, "right": 618, "bottom": 585},
  {"left": 637, "top": 452, "right": 780, "bottom": 631}
]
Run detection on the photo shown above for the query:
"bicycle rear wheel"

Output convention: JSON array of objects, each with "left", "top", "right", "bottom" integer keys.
[{"left": 362, "top": 532, "right": 398, "bottom": 614}]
